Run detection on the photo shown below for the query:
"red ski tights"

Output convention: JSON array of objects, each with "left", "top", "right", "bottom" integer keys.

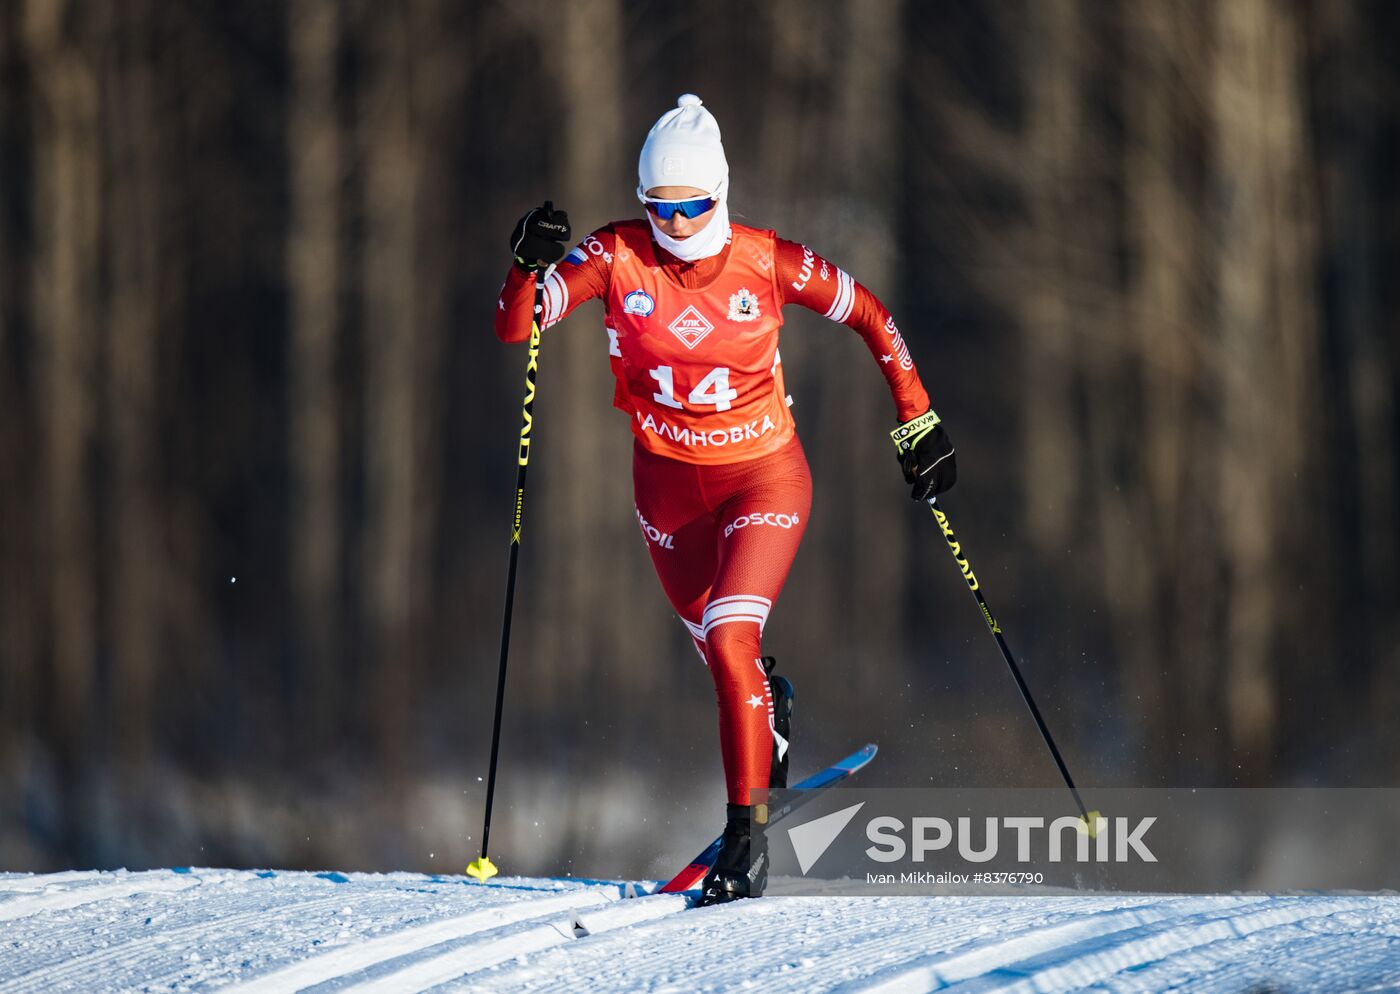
[{"left": 632, "top": 437, "right": 812, "bottom": 805}]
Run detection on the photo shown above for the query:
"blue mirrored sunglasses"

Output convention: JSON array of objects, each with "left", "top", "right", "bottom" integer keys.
[{"left": 643, "top": 196, "right": 718, "bottom": 221}]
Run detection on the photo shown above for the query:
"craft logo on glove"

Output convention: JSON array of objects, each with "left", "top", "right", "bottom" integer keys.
[{"left": 889, "top": 409, "right": 942, "bottom": 451}]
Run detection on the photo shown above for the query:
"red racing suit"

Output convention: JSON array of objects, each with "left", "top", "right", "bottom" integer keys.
[{"left": 496, "top": 220, "right": 931, "bottom": 804}]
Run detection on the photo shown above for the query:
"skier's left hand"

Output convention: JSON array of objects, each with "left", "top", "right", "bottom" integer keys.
[{"left": 890, "top": 409, "right": 957, "bottom": 501}]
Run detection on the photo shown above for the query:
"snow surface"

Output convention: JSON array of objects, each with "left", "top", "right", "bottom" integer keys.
[{"left": 2, "top": 869, "right": 1399, "bottom": 992}]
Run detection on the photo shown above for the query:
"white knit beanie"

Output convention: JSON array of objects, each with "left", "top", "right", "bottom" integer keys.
[
  {"left": 637, "top": 94, "right": 732, "bottom": 261},
  {"left": 636, "top": 93, "right": 729, "bottom": 200}
]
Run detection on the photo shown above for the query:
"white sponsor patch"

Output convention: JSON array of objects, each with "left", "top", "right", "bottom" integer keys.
[
  {"left": 727, "top": 287, "right": 761, "bottom": 322},
  {"left": 580, "top": 235, "right": 612, "bottom": 264},
  {"left": 636, "top": 411, "right": 778, "bottom": 448},
  {"left": 791, "top": 245, "right": 815, "bottom": 292},
  {"left": 723, "top": 511, "right": 802, "bottom": 538},
  {"left": 634, "top": 506, "right": 674, "bottom": 549},
  {"left": 623, "top": 289, "right": 655, "bottom": 317},
  {"left": 667, "top": 305, "right": 715, "bottom": 349}
]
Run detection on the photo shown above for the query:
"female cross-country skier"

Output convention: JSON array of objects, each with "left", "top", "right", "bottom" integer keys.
[{"left": 496, "top": 94, "right": 956, "bottom": 904}]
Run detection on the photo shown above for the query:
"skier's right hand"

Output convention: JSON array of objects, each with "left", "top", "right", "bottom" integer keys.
[{"left": 510, "top": 202, "right": 571, "bottom": 271}]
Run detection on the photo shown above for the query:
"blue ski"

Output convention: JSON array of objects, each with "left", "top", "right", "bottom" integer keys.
[{"left": 657, "top": 743, "right": 877, "bottom": 894}]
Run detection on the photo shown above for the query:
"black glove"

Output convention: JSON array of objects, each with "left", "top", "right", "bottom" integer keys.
[
  {"left": 510, "top": 201, "right": 571, "bottom": 271},
  {"left": 889, "top": 409, "right": 957, "bottom": 500}
]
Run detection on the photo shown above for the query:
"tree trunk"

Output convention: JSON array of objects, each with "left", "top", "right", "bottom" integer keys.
[
  {"left": 1120, "top": 0, "right": 1224, "bottom": 776},
  {"left": 25, "top": 0, "right": 102, "bottom": 855},
  {"left": 358, "top": 0, "right": 422, "bottom": 792},
  {"left": 1020, "top": 0, "right": 1086, "bottom": 554},
  {"left": 1311, "top": 0, "right": 1397, "bottom": 743},
  {"left": 0, "top": 0, "right": 37, "bottom": 764},
  {"left": 105, "top": 0, "right": 163, "bottom": 766},
  {"left": 1210, "top": 0, "right": 1320, "bottom": 773},
  {"left": 828, "top": 0, "right": 908, "bottom": 697},
  {"left": 528, "top": 0, "right": 633, "bottom": 722},
  {"left": 288, "top": 0, "right": 345, "bottom": 747}
]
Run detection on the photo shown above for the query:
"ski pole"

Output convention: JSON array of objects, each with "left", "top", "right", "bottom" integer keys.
[
  {"left": 924, "top": 495, "right": 1100, "bottom": 835},
  {"left": 467, "top": 266, "right": 549, "bottom": 882}
]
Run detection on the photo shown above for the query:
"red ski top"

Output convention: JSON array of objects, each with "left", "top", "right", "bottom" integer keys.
[{"left": 495, "top": 219, "right": 930, "bottom": 465}]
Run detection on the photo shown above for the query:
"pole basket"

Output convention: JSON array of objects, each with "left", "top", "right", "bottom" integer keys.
[{"left": 466, "top": 856, "right": 499, "bottom": 882}]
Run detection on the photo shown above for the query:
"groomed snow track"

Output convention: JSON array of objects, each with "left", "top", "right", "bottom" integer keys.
[{"left": 2, "top": 870, "right": 1398, "bottom": 992}]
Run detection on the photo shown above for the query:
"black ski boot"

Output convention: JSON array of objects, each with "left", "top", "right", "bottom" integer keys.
[
  {"left": 696, "top": 661, "right": 790, "bottom": 906},
  {"left": 761, "top": 656, "right": 793, "bottom": 789},
  {"left": 697, "top": 803, "right": 769, "bottom": 906}
]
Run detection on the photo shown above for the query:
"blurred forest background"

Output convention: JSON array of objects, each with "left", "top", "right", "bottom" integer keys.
[{"left": 1, "top": 0, "right": 1397, "bottom": 878}]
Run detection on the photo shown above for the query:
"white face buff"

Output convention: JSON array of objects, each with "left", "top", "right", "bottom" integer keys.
[
  {"left": 637, "top": 94, "right": 732, "bottom": 262},
  {"left": 645, "top": 194, "right": 730, "bottom": 262}
]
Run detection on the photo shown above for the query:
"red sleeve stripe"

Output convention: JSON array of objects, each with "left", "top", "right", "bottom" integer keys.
[{"left": 823, "top": 268, "right": 855, "bottom": 323}]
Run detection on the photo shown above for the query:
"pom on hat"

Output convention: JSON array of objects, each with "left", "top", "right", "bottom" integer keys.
[{"left": 637, "top": 93, "right": 729, "bottom": 200}]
